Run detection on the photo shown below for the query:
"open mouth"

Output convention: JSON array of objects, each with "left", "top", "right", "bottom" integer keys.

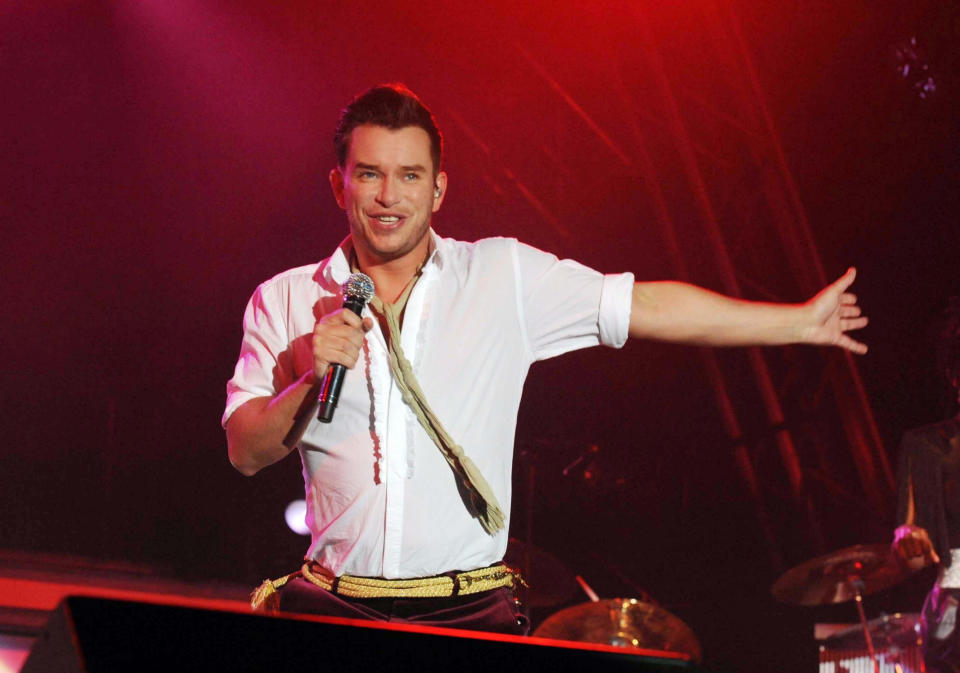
[{"left": 367, "top": 213, "right": 405, "bottom": 228}]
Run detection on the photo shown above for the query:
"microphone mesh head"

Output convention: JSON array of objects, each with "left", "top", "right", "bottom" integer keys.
[{"left": 342, "top": 272, "right": 375, "bottom": 303}]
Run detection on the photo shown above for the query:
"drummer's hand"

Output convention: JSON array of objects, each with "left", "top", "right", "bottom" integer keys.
[{"left": 892, "top": 524, "right": 940, "bottom": 569}]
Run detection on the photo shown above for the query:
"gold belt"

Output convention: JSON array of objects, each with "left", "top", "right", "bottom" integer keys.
[{"left": 301, "top": 561, "right": 522, "bottom": 599}]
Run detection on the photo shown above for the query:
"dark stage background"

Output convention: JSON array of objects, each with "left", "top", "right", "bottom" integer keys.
[{"left": 2, "top": 1, "right": 957, "bottom": 670}]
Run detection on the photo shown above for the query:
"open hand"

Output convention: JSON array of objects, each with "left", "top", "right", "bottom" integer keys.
[{"left": 804, "top": 268, "right": 869, "bottom": 354}]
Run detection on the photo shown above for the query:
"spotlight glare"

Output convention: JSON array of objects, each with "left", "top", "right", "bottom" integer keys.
[{"left": 284, "top": 499, "right": 309, "bottom": 536}]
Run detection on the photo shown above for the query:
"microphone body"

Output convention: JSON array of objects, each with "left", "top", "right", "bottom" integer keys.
[{"left": 317, "top": 273, "right": 375, "bottom": 423}]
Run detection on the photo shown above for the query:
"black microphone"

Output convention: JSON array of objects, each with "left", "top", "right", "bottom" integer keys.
[
  {"left": 282, "top": 272, "right": 374, "bottom": 449},
  {"left": 317, "top": 272, "right": 375, "bottom": 423}
]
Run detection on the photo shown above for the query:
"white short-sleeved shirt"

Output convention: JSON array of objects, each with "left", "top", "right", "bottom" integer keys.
[{"left": 224, "top": 231, "right": 634, "bottom": 578}]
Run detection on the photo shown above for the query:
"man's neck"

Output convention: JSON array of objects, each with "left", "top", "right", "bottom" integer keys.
[{"left": 352, "top": 238, "right": 432, "bottom": 305}]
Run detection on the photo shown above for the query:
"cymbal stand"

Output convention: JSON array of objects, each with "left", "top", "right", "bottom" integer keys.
[{"left": 849, "top": 575, "right": 880, "bottom": 673}]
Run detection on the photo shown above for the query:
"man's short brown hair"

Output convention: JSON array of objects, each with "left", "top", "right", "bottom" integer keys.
[{"left": 334, "top": 84, "right": 443, "bottom": 174}]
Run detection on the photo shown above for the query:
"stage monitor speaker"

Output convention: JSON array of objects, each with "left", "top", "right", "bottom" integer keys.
[{"left": 23, "top": 595, "right": 703, "bottom": 672}]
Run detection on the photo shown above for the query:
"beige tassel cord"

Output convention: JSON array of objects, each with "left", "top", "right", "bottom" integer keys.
[
  {"left": 368, "top": 287, "right": 505, "bottom": 534},
  {"left": 352, "top": 247, "right": 504, "bottom": 535}
]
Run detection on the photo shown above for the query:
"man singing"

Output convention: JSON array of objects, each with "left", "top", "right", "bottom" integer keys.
[{"left": 223, "top": 84, "right": 868, "bottom": 634}]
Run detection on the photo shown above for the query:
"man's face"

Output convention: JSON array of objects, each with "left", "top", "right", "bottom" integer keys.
[{"left": 330, "top": 124, "right": 446, "bottom": 267}]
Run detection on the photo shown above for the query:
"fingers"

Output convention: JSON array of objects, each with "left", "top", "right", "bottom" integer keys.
[
  {"left": 832, "top": 268, "right": 867, "bottom": 354},
  {"left": 840, "top": 292, "right": 858, "bottom": 306},
  {"left": 312, "top": 308, "right": 370, "bottom": 376},
  {"left": 840, "top": 304, "right": 861, "bottom": 318},
  {"left": 893, "top": 524, "right": 939, "bottom": 566},
  {"left": 841, "top": 316, "right": 869, "bottom": 330},
  {"left": 838, "top": 307, "right": 868, "bottom": 354},
  {"left": 901, "top": 537, "right": 925, "bottom": 558},
  {"left": 329, "top": 306, "right": 365, "bottom": 329},
  {"left": 837, "top": 335, "right": 868, "bottom": 355},
  {"left": 892, "top": 536, "right": 911, "bottom": 562},
  {"left": 916, "top": 526, "right": 942, "bottom": 564},
  {"left": 833, "top": 267, "right": 857, "bottom": 293}
]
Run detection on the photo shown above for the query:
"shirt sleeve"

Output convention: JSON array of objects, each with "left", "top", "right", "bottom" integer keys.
[
  {"left": 221, "top": 281, "right": 293, "bottom": 427},
  {"left": 513, "top": 241, "right": 634, "bottom": 361}
]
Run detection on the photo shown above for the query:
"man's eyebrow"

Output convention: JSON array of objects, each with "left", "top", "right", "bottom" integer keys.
[{"left": 352, "top": 163, "right": 427, "bottom": 173}]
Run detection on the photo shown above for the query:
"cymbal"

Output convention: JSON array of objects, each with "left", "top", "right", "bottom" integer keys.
[
  {"left": 771, "top": 544, "right": 911, "bottom": 606},
  {"left": 533, "top": 598, "right": 702, "bottom": 662},
  {"left": 824, "top": 612, "right": 922, "bottom": 650},
  {"left": 504, "top": 538, "right": 577, "bottom": 607}
]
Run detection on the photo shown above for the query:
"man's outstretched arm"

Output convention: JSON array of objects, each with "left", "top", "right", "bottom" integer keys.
[{"left": 628, "top": 267, "right": 868, "bottom": 353}]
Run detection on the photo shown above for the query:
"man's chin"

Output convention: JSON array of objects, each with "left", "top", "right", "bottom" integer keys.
[{"left": 354, "top": 231, "right": 429, "bottom": 265}]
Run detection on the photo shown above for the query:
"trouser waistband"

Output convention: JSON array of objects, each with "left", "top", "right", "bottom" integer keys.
[{"left": 301, "top": 561, "right": 522, "bottom": 599}]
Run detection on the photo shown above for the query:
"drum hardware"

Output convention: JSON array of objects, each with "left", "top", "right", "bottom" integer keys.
[
  {"left": 514, "top": 440, "right": 699, "bottom": 659},
  {"left": 574, "top": 574, "right": 600, "bottom": 603},
  {"left": 533, "top": 598, "right": 702, "bottom": 662},
  {"left": 772, "top": 543, "right": 919, "bottom": 673},
  {"left": 823, "top": 612, "right": 922, "bottom": 651},
  {"left": 504, "top": 537, "right": 577, "bottom": 608}
]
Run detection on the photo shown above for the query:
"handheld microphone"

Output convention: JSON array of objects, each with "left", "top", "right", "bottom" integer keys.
[
  {"left": 317, "top": 272, "right": 375, "bottom": 423},
  {"left": 282, "top": 272, "right": 374, "bottom": 449}
]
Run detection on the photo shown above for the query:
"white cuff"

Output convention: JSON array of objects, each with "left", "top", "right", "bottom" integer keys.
[{"left": 598, "top": 272, "right": 634, "bottom": 348}]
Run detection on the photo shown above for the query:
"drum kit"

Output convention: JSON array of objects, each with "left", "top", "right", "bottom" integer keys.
[
  {"left": 510, "top": 444, "right": 707, "bottom": 663},
  {"left": 520, "top": 540, "right": 922, "bottom": 669},
  {"left": 510, "top": 536, "right": 704, "bottom": 662},
  {"left": 512, "top": 445, "right": 923, "bottom": 668},
  {"left": 771, "top": 543, "right": 924, "bottom": 673}
]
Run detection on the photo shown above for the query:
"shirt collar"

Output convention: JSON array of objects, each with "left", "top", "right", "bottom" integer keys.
[{"left": 315, "top": 229, "right": 446, "bottom": 291}]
